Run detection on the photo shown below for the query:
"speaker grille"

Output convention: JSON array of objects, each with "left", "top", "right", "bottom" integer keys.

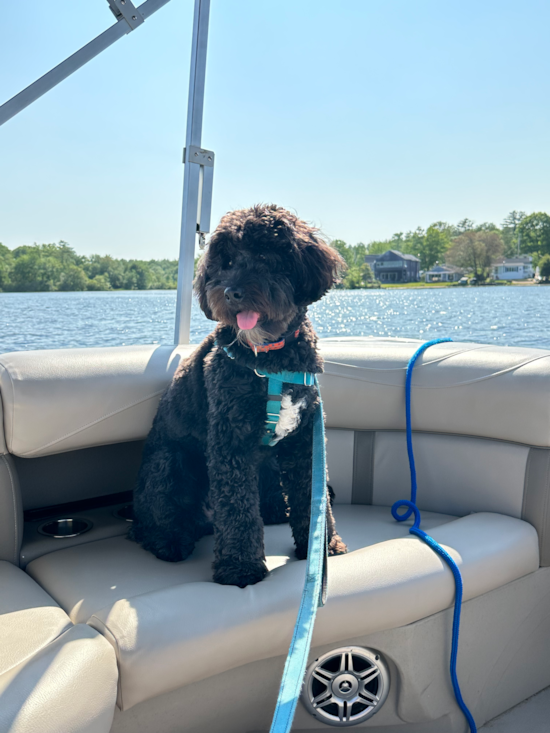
[{"left": 301, "top": 646, "right": 390, "bottom": 727}]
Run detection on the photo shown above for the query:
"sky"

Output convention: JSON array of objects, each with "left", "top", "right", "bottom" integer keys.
[{"left": 1, "top": 0, "right": 549, "bottom": 259}]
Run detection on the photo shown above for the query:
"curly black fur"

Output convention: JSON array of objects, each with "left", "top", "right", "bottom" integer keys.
[{"left": 130, "top": 204, "right": 347, "bottom": 587}]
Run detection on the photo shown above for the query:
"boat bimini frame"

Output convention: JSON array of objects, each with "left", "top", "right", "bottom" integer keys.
[{"left": 0, "top": 0, "right": 213, "bottom": 345}]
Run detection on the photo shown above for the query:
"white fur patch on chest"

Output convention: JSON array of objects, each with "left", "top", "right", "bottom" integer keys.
[{"left": 275, "top": 393, "right": 307, "bottom": 439}]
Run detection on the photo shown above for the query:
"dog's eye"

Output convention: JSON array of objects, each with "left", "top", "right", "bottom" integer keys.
[
  {"left": 227, "top": 260, "right": 232, "bottom": 267},
  {"left": 258, "top": 255, "right": 266, "bottom": 260}
]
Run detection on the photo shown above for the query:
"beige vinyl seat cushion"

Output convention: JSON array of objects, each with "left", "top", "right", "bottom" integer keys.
[
  {"left": 25, "top": 505, "right": 539, "bottom": 711},
  {"left": 0, "top": 562, "right": 118, "bottom": 733}
]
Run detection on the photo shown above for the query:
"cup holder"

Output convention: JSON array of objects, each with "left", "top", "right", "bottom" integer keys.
[
  {"left": 113, "top": 504, "right": 134, "bottom": 522},
  {"left": 38, "top": 518, "right": 93, "bottom": 538}
]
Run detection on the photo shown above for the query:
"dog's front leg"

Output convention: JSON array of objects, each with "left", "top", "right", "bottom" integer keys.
[
  {"left": 278, "top": 415, "right": 347, "bottom": 560},
  {"left": 205, "top": 381, "right": 268, "bottom": 587},
  {"left": 206, "top": 441, "right": 267, "bottom": 586}
]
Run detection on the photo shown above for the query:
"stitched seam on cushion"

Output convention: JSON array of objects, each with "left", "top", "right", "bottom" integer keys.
[
  {"left": 522, "top": 448, "right": 533, "bottom": 521},
  {"left": 373, "top": 428, "right": 540, "bottom": 450},
  {"left": 89, "top": 615, "right": 124, "bottom": 710},
  {"left": 543, "top": 453, "right": 550, "bottom": 566},
  {"left": 323, "top": 345, "right": 489, "bottom": 372},
  {"left": 1, "top": 455, "right": 18, "bottom": 563},
  {"left": 18, "top": 388, "right": 165, "bottom": 457},
  {"left": 0, "top": 363, "right": 16, "bottom": 449},
  {"left": 324, "top": 352, "right": 550, "bottom": 388},
  {"left": 369, "top": 431, "right": 376, "bottom": 502},
  {"left": 352, "top": 431, "right": 363, "bottom": 504},
  {"left": 0, "top": 618, "right": 73, "bottom": 677}
]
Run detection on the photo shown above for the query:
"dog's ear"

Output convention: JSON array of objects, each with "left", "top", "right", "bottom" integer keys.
[
  {"left": 193, "top": 254, "right": 214, "bottom": 320},
  {"left": 295, "top": 240, "right": 346, "bottom": 306}
]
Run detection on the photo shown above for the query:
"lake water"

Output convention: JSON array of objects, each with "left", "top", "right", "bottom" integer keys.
[{"left": 1, "top": 287, "right": 549, "bottom": 353}]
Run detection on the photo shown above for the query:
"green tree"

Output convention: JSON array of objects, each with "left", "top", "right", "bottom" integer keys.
[
  {"left": 342, "top": 267, "right": 363, "bottom": 288},
  {"left": 539, "top": 254, "right": 550, "bottom": 282},
  {"left": 0, "top": 243, "right": 13, "bottom": 291},
  {"left": 330, "top": 240, "right": 374, "bottom": 287},
  {"left": 401, "top": 227, "right": 425, "bottom": 259},
  {"left": 501, "top": 211, "right": 526, "bottom": 257},
  {"left": 87, "top": 274, "right": 112, "bottom": 291},
  {"left": 84, "top": 255, "right": 126, "bottom": 289},
  {"left": 341, "top": 262, "right": 373, "bottom": 288},
  {"left": 446, "top": 230, "right": 504, "bottom": 280},
  {"left": 11, "top": 250, "right": 61, "bottom": 291},
  {"left": 517, "top": 213, "right": 550, "bottom": 258},
  {"left": 419, "top": 225, "right": 451, "bottom": 270},
  {"left": 390, "top": 233, "right": 404, "bottom": 249},
  {"left": 58, "top": 265, "right": 89, "bottom": 291},
  {"left": 454, "top": 218, "right": 475, "bottom": 235},
  {"left": 502, "top": 211, "right": 527, "bottom": 231},
  {"left": 12, "top": 245, "right": 35, "bottom": 259},
  {"left": 354, "top": 242, "right": 367, "bottom": 263},
  {"left": 330, "top": 240, "right": 354, "bottom": 268},
  {"left": 124, "top": 261, "right": 152, "bottom": 290},
  {"left": 365, "top": 239, "right": 391, "bottom": 256}
]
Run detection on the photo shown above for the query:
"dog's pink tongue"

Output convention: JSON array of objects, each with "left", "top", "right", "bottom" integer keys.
[{"left": 236, "top": 311, "right": 260, "bottom": 330}]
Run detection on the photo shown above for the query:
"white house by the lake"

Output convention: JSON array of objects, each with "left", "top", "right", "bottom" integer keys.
[
  {"left": 492, "top": 256, "right": 534, "bottom": 281},
  {"left": 425, "top": 264, "right": 464, "bottom": 283}
]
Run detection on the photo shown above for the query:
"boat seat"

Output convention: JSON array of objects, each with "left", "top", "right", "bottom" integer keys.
[
  {"left": 25, "top": 504, "right": 539, "bottom": 711},
  {"left": 3, "top": 340, "right": 550, "bottom": 729},
  {"left": 0, "top": 561, "right": 117, "bottom": 733}
]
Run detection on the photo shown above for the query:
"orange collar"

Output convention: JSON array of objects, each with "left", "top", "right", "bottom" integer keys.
[{"left": 249, "top": 328, "right": 300, "bottom": 355}]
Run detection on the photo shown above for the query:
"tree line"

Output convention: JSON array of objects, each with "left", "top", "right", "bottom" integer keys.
[
  {"left": 333, "top": 211, "right": 550, "bottom": 287},
  {"left": 0, "top": 242, "right": 179, "bottom": 292},
  {"left": 2, "top": 211, "right": 550, "bottom": 293}
]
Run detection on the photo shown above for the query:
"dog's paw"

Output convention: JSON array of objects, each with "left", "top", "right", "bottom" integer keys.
[
  {"left": 151, "top": 545, "right": 185, "bottom": 563},
  {"left": 328, "top": 535, "right": 348, "bottom": 556},
  {"left": 294, "top": 544, "right": 308, "bottom": 561},
  {"left": 213, "top": 559, "right": 268, "bottom": 588},
  {"left": 147, "top": 538, "right": 195, "bottom": 563}
]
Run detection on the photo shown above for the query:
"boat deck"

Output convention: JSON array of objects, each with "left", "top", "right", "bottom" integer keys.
[{"left": 479, "top": 686, "right": 550, "bottom": 731}]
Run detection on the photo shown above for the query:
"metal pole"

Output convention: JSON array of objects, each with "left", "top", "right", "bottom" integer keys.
[
  {"left": 0, "top": 0, "right": 172, "bottom": 128},
  {"left": 174, "top": 0, "right": 211, "bottom": 344}
]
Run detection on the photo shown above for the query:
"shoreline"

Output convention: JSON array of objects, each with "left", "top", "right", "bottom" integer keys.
[
  {"left": 381, "top": 281, "right": 542, "bottom": 290},
  {"left": 0, "top": 281, "right": 545, "bottom": 295}
]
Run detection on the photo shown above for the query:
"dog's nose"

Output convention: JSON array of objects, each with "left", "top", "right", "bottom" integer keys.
[{"left": 224, "top": 287, "right": 243, "bottom": 302}]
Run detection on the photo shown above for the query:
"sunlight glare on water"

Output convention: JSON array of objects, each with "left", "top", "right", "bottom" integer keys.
[{"left": 0, "top": 287, "right": 549, "bottom": 353}]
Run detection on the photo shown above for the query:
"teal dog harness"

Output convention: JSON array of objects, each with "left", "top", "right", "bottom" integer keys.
[
  {"left": 220, "top": 344, "right": 316, "bottom": 446},
  {"left": 254, "top": 369, "right": 316, "bottom": 446}
]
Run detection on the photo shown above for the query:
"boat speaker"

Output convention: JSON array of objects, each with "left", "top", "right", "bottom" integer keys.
[{"left": 301, "top": 646, "right": 390, "bottom": 727}]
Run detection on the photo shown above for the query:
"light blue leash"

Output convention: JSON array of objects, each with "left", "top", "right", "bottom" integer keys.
[
  {"left": 391, "top": 338, "right": 477, "bottom": 733},
  {"left": 269, "top": 375, "right": 327, "bottom": 733}
]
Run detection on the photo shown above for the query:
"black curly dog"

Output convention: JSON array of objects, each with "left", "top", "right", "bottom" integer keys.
[{"left": 130, "top": 204, "right": 348, "bottom": 587}]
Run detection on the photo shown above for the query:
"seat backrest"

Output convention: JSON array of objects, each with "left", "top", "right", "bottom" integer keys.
[
  {"left": 321, "top": 338, "right": 550, "bottom": 565},
  {"left": 0, "top": 394, "right": 23, "bottom": 564},
  {"left": 1, "top": 338, "right": 550, "bottom": 564}
]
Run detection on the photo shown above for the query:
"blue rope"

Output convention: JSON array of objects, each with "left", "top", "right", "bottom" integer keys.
[
  {"left": 391, "top": 338, "right": 477, "bottom": 733},
  {"left": 269, "top": 375, "right": 328, "bottom": 733}
]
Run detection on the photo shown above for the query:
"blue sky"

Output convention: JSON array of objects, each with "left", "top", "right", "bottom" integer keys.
[{"left": 1, "top": 0, "right": 549, "bottom": 259}]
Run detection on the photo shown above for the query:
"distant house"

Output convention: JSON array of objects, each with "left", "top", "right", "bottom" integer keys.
[
  {"left": 366, "top": 250, "right": 420, "bottom": 283},
  {"left": 492, "top": 256, "right": 534, "bottom": 281},
  {"left": 425, "top": 264, "right": 464, "bottom": 283}
]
